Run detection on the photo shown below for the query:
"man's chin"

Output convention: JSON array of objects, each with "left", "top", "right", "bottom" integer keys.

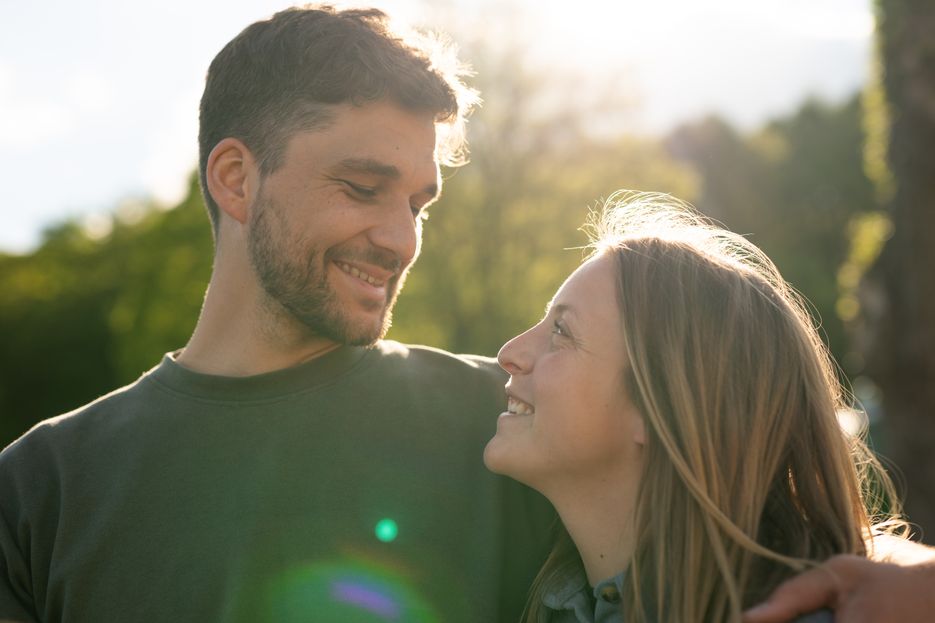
[
  {"left": 346, "top": 296, "right": 396, "bottom": 343},
  {"left": 285, "top": 288, "right": 396, "bottom": 345},
  {"left": 324, "top": 310, "right": 392, "bottom": 346},
  {"left": 357, "top": 315, "right": 393, "bottom": 345}
]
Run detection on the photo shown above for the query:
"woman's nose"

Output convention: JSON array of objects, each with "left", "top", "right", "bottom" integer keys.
[{"left": 497, "top": 327, "right": 535, "bottom": 376}]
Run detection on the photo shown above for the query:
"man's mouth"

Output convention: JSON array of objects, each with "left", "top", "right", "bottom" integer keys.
[
  {"left": 506, "top": 395, "right": 535, "bottom": 416},
  {"left": 335, "top": 261, "right": 389, "bottom": 287}
]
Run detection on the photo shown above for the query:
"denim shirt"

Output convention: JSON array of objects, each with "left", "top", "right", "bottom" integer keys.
[
  {"left": 539, "top": 562, "right": 835, "bottom": 623},
  {"left": 539, "top": 562, "right": 626, "bottom": 623}
]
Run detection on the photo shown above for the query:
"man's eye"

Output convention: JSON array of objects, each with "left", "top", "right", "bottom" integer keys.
[
  {"left": 551, "top": 320, "right": 568, "bottom": 337},
  {"left": 343, "top": 180, "right": 377, "bottom": 198}
]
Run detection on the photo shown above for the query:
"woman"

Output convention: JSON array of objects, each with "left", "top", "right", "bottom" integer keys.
[{"left": 484, "top": 191, "right": 905, "bottom": 622}]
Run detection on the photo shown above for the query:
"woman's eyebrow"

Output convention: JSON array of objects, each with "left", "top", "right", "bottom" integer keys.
[{"left": 544, "top": 302, "right": 579, "bottom": 321}]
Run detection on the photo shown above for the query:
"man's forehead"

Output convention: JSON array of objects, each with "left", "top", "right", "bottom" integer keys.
[
  {"left": 292, "top": 106, "right": 439, "bottom": 154},
  {"left": 321, "top": 101, "right": 438, "bottom": 134},
  {"left": 286, "top": 129, "right": 438, "bottom": 170}
]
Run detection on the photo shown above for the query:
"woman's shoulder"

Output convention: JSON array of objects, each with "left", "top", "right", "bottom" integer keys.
[{"left": 792, "top": 609, "right": 834, "bottom": 623}]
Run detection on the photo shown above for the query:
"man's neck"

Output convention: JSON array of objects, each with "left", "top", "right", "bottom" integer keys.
[
  {"left": 176, "top": 331, "right": 341, "bottom": 377},
  {"left": 176, "top": 270, "right": 341, "bottom": 377}
]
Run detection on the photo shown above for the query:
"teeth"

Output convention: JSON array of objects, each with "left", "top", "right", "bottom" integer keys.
[
  {"left": 337, "top": 262, "right": 384, "bottom": 287},
  {"left": 507, "top": 396, "right": 534, "bottom": 415}
]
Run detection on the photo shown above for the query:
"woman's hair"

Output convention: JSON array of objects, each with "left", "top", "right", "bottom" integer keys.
[{"left": 524, "top": 191, "right": 906, "bottom": 622}]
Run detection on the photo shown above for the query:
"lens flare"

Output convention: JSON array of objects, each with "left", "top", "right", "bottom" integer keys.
[
  {"left": 374, "top": 518, "right": 399, "bottom": 542},
  {"left": 264, "top": 558, "right": 439, "bottom": 622}
]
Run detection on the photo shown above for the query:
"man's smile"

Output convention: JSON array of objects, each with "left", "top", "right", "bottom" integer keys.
[{"left": 334, "top": 260, "right": 390, "bottom": 287}]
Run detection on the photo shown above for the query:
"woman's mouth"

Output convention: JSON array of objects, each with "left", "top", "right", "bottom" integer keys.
[{"left": 506, "top": 395, "right": 535, "bottom": 415}]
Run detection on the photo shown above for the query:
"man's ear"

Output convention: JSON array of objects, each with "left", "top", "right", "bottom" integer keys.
[{"left": 205, "top": 137, "right": 259, "bottom": 225}]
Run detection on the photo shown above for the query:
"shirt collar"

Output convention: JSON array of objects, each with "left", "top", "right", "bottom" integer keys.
[{"left": 540, "top": 560, "right": 629, "bottom": 622}]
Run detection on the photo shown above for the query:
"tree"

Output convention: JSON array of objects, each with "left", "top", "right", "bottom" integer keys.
[
  {"left": 666, "top": 96, "right": 877, "bottom": 367},
  {"left": 855, "top": 0, "right": 935, "bottom": 536},
  {"left": 0, "top": 176, "right": 212, "bottom": 448},
  {"left": 388, "top": 27, "right": 697, "bottom": 355}
]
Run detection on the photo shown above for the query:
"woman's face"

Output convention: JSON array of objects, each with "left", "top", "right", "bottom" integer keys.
[{"left": 484, "top": 253, "right": 646, "bottom": 493}]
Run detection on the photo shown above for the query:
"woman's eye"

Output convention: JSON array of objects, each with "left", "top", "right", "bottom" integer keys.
[{"left": 551, "top": 320, "right": 568, "bottom": 338}]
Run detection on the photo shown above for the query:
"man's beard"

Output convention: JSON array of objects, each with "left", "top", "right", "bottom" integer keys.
[{"left": 247, "top": 196, "right": 408, "bottom": 346}]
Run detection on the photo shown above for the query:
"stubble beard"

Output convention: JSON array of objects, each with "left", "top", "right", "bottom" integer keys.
[{"left": 247, "top": 197, "right": 408, "bottom": 346}]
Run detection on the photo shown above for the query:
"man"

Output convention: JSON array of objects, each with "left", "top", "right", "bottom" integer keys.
[{"left": 0, "top": 7, "right": 552, "bottom": 622}]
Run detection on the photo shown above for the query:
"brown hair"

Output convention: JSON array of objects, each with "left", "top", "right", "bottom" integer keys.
[
  {"left": 524, "top": 191, "right": 906, "bottom": 622},
  {"left": 198, "top": 4, "right": 478, "bottom": 234}
]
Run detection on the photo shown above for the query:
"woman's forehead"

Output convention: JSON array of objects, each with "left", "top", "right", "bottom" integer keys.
[
  {"left": 555, "top": 254, "right": 615, "bottom": 300},
  {"left": 551, "top": 255, "right": 620, "bottom": 330}
]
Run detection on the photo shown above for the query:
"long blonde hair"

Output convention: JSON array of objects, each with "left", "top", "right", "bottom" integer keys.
[{"left": 524, "top": 191, "right": 905, "bottom": 622}]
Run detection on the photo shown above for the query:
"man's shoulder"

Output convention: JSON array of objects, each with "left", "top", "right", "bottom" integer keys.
[
  {"left": 1, "top": 370, "right": 157, "bottom": 461},
  {"left": 371, "top": 340, "right": 502, "bottom": 376},
  {"left": 365, "top": 341, "right": 506, "bottom": 405}
]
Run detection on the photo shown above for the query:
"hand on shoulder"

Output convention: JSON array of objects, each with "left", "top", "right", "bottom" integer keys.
[{"left": 743, "top": 546, "right": 935, "bottom": 623}]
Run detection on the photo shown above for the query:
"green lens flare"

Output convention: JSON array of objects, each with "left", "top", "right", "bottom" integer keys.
[
  {"left": 374, "top": 518, "right": 398, "bottom": 542},
  {"left": 264, "top": 558, "right": 440, "bottom": 623}
]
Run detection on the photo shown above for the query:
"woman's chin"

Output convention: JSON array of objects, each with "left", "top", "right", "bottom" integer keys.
[
  {"left": 483, "top": 435, "right": 522, "bottom": 477},
  {"left": 482, "top": 437, "right": 507, "bottom": 474},
  {"left": 483, "top": 436, "right": 537, "bottom": 489}
]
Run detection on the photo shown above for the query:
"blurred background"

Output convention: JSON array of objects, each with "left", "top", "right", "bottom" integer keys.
[{"left": 1, "top": 0, "right": 933, "bottom": 536}]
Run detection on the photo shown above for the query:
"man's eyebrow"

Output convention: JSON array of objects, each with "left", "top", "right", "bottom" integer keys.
[
  {"left": 332, "top": 157, "right": 439, "bottom": 199},
  {"left": 334, "top": 158, "right": 401, "bottom": 179}
]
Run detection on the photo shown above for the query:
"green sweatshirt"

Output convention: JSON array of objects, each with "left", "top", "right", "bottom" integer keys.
[{"left": 0, "top": 341, "right": 553, "bottom": 623}]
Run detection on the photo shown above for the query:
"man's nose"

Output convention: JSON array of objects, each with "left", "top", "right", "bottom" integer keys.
[{"left": 368, "top": 199, "right": 420, "bottom": 266}]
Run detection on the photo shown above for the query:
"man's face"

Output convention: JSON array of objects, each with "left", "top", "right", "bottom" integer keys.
[{"left": 247, "top": 100, "right": 441, "bottom": 345}]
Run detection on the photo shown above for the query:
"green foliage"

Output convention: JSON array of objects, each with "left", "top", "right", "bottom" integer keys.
[
  {"left": 388, "top": 37, "right": 697, "bottom": 355},
  {"left": 862, "top": 52, "right": 894, "bottom": 204},
  {"left": 0, "top": 175, "right": 212, "bottom": 446},
  {"left": 0, "top": 41, "right": 877, "bottom": 448},
  {"left": 837, "top": 211, "right": 892, "bottom": 324},
  {"left": 666, "top": 96, "right": 878, "bottom": 365},
  {"left": 836, "top": 9, "right": 894, "bottom": 359},
  {"left": 104, "top": 176, "right": 213, "bottom": 378}
]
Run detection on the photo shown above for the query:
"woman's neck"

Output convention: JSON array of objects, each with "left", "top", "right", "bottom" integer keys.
[{"left": 545, "top": 475, "right": 640, "bottom": 585}]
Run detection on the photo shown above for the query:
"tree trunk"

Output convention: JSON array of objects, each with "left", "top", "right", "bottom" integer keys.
[{"left": 863, "top": 0, "right": 935, "bottom": 537}]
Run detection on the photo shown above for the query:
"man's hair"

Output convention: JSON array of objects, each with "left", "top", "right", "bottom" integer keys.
[{"left": 198, "top": 4, "right": 478, "bottom": 235}]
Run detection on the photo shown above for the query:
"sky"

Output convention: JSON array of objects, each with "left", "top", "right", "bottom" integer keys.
[{"left": 0, "top": 0, "right": 874, "bottom": 254}]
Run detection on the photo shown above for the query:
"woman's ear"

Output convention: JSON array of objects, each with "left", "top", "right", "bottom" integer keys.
[
  {"left": 205, "top": 137, "right": 259, "bottom": 225},
  {"left": 631, "top": 413, "right": 647, "bottom": 447},
  {"left": 622, "top": 373, "right": 647, "bottom": 446}
]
